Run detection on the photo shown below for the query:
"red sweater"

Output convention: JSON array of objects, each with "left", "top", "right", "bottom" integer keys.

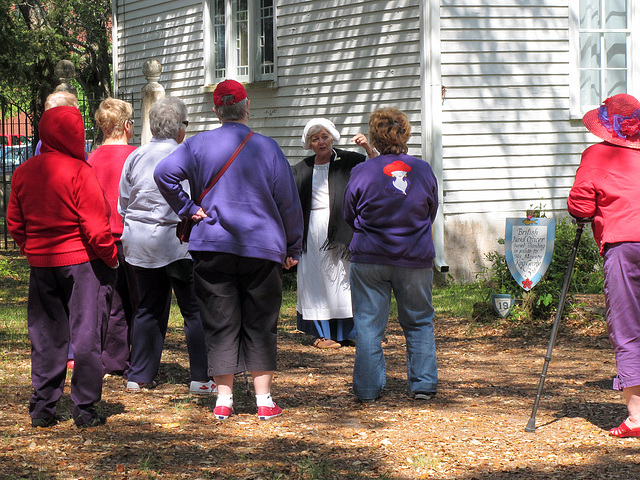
[
  {"left": 567, "top": 141, "right": 640, "bottom": 254},
  {"left": 7, "top": 106, "right": 118, "bottom": 268},
  {"left": 88, "top": 144, "right": 137, "bottom": 238}
]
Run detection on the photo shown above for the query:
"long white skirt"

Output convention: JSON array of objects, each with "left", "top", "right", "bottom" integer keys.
[{"left": 297, "top": 206, "right": 352, "bottom": 321}]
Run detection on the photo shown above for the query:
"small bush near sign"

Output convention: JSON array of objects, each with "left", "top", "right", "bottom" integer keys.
[{"left": 483, "top": 216, "right": 603, "bottom": 319}]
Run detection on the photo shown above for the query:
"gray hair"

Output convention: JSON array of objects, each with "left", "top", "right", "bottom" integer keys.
[
  {"left": 149, "top": 96, "right": 188, "bottom": 139},
  {"left": 215, "top": 98, "right": 249, "bottom": 122},
  {"left": 303, "top": 125, "right": 329, "bottom": 150}
]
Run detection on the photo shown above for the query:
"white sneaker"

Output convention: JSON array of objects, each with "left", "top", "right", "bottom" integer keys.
[
  {"left": 126, "top": 380, "right": 157, "bottom": 392},
  {"left": 190, "top": 380, "right": 217, "bottom": 395}
]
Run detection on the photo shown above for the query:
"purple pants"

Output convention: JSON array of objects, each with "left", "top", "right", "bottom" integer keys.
[
  {"left": 604, "top": 242, "right": 640, "bottom": 390},
  {"left": 101, "top": 242, "right": 138, "bottom": 375},
  {"left": 27, "top": 260, "right": 115, "bottom": 422}
]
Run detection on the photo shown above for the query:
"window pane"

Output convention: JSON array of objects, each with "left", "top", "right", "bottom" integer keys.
[
  {"left": 580, "top": 0, "right": 600, "bottom": 29},
  {"left": 260, "top": 0, "right": 274, "bottom": 75},
  {"left": 605, "top": 69, "right": 627, "bottom": 98},
  {"left": 579, "top": 32, "right": 600, "bottom": 69},
  {"left": 581, "top": 69, "right": 601, "bottom": 106},
  {"left": 604, "top": 32, "right": 627, "bottom": 69},
  {"left": 236, "top": 0, "right": 248, "bottom": 77},
  {"left": 213, "top": 0, "right": 226, "bottom": 78},
  {"left": 605, "top": 0, "right": 627, "bottom": 29}
]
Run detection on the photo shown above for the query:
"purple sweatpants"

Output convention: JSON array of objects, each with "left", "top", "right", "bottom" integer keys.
[
  {"left": 27, "top": 260, "right": 115, "bottom": 422},
  {"left": 101, "top": 242, "right": 138, "bottom": 375},
  {"left": 604, "top": 242, "right": 640, "bottom": 390}
]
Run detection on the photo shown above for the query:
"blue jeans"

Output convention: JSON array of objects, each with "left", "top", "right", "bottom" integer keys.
[{"left": 350, "top": 262, "right": 437, "bottom": 400}]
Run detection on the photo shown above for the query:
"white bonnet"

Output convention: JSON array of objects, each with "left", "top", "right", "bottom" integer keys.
[{"left": 301, "top": 118, "right": 340, "bottom": 149}]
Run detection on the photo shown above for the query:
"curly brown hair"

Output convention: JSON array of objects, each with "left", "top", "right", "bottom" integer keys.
[{"left": 368, "top": 107, "right": 411, "bottom": 155}]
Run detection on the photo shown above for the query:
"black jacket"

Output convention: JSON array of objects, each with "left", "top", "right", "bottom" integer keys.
[{"left": 292, "top": 148, "right": 366, "bottom": 258}]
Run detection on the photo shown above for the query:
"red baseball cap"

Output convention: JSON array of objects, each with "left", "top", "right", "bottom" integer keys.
[{"left": 213, "top": 79, "right": 248, "bottom": 106}]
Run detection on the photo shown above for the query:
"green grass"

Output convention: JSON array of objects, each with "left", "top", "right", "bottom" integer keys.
[
  {"left": 433, "top": 279, "right": 491, "bottom": 318},
  {"left": 0, "top": 251, "right": 586, "bottom": 361},
  {"left": 283, "top": 272, "right": 488, "bottom": 321},
  {"left": 0, "top": 251, "right": 30, "bottom": 385},
  {"left": 411, "top": 452, "right": 440, "bottom": 469}
]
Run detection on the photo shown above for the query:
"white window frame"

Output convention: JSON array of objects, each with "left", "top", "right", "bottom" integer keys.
[
  {"left": 569, "top": 0, "right": 640, "bottom": 119},
  {"left": 203, "top": 0, "right": 276, "bottom": 86}
]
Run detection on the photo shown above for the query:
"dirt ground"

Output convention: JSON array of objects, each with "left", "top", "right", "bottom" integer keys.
[{"left": 1, "top": 294, "right": 639, "bottom": 479}]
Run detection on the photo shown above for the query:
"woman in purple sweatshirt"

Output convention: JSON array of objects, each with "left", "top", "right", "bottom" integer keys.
[{"left": 343, "top": 107, "right": 439, "bottom": 402}]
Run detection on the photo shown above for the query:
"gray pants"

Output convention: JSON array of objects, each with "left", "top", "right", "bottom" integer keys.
[{"left": 191, "top": 252, "right": 282, "bottom": 377}]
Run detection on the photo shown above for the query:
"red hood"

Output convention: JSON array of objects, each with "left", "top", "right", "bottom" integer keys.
[{"left": 39, "top": 106, "right": 86, "bottom": 160}]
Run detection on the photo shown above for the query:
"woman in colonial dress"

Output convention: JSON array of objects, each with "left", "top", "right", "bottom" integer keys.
[{"left": 292, "top": 118, "right": 376, "bottom": 349}]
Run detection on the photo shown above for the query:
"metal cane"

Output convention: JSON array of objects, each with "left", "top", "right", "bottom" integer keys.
[{"left": 525, "top": 217, "right": 592, "bottom": 433}]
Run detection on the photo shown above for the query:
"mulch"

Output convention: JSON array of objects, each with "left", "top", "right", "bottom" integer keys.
[{"left": 1, "top": 294, "right": 639, "bottom": 479}]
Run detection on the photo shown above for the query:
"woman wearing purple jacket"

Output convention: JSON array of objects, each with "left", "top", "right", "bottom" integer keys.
[{"left": 343, "top": 107, "right": 439, "bottom": 402}]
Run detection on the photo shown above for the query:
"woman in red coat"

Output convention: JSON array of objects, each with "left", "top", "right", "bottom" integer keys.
[{"left": 88, "top": 98, "right": 138, "bottom": 376}]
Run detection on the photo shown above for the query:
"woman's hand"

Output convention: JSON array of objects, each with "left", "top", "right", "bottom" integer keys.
[
  {"left": 191, "top": 207, "right": 208, "bottom": 222},
  {"left": 283, "top": 257, "right": 298, "bottom": 270},
  {"left": 351, "top": 134, "right": 377, "bottom": 158}
]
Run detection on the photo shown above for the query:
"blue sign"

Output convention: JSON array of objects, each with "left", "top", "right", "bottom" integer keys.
[{"left": 505, "top": 218, "right": 555, "bottom": 291}]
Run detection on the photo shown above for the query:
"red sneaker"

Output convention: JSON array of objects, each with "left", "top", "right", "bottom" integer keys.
[
  {"left": 257, "top": 404, "right": 283, "bottom": 420},
  {"left": 213, "top": 405, "right": 233, "bottom": 420}
]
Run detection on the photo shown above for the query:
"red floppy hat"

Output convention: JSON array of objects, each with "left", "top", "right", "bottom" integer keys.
[{"left": 583, "top": 93, "right": 640, "bottom": 149}]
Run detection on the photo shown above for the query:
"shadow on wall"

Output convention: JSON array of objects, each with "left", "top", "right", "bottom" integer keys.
[{"left": 444, "top": 214, "right": 508, "bottom": 283}]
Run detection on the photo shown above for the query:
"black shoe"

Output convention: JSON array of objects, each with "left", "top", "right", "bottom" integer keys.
[
  {"left": 31, "top": 417, "right": 58, "bottom": 428},
  {"left": 75, "top": 413, "right": 107, "bottom": 428},
  {"left": 357, "top": 396, "right": 379, "bottom": 404},
  {"left": 413, "top": 392, "right": 436, "bottom": 400}
]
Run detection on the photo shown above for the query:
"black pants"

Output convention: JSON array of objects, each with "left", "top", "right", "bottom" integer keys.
[
  {"left": 127, "top": 260, "right": 208, "bottom": 384},
  {"left": 191, "top": 252, "right": 283, "bottom": 376}
]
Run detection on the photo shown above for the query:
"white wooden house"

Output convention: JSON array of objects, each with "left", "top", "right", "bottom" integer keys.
[{"left": 111, "top": 0, "right": 640, "bottom": 280}]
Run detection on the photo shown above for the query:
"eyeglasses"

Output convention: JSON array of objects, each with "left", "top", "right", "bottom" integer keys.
[
  {"left": 182, "top": 121, "right": 189, "bottom": 127},
  {"left": 127, "top": 118, "right": 134, "bottom": 126}
]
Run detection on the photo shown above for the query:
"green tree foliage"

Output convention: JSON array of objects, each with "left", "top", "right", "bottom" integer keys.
[{"left": 0, "top": 0, "right": 111, "bottom": 130}]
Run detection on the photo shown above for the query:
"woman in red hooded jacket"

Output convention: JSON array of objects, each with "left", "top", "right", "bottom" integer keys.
[{"left": 7, "top": 105, "right": 118, "bottom": 429}]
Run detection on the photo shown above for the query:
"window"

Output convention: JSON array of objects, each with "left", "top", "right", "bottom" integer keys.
[
  {"left": 570, "top": 0, "right": 639, "bottom": 117},
  {"left": 204, "top": 0, "right": 275, "bottom": 84}
]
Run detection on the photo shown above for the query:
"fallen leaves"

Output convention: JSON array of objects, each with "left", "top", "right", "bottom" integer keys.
[{"left": 2, "top": 295, "right": 639, "bottom": 478}]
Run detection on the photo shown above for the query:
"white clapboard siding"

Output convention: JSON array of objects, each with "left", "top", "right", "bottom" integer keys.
[
  {"left": 440, "top": 0, "right": 592, "bottom": 221},
  {"left": 114, "top": 0, "right": 424, "bottom": 165},
  {"left": 267, "top": 0, "right": 423, "bottom": 164},
  {"left": 114, "top": 0, "right": 207, "bottom": 135},
  {"left": 113, "top": 0, "right": 609, "bottom": 278}
]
